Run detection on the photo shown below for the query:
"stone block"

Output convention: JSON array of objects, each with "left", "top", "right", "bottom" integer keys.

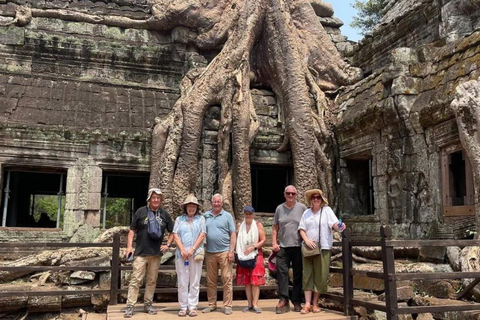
[
  {"left": 378, "top": 286, "right": 414, "bottom": 302},
  {"left": 415, "top": 280, "right": 460, "bottom": 299},
  {"left": 171, "top": 26, "right": 197, "bottom": 44},
  {"left": 61, "top": 286, "right": 92, "bottom": 308},
  {"left": 419, "top": 246, "right": 446, "bottom": 263},
  {"left": 28, "top": 289, "right": 62, "bottom": 312},
  {"left": 392, "top": 76, "right": 422, "bottom": 95},
  {"left": 85, "top": 193, "right": 101, "bottom": 210},
  {"left": 71, "top": 271, "right": 96, "bottom": 281},
  {"left": 0, "top": 26, "right": 24, "bottom": 45}
]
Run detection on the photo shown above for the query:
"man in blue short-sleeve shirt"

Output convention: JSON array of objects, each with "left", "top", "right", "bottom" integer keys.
[{"left": 202, "top": 193, "right": 236, "bottom": 315}]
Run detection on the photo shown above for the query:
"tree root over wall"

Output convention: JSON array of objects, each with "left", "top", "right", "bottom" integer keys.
[{"left": 15, "top": 0, "right": 361, "bottom": 218}]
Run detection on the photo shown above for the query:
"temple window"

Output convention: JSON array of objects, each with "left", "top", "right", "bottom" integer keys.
[
  {"left": 441, "top": 145, "right": 474, "bottom": 216},
  {"left": 1, "top": 168, "right": 66, "bottom": 228}
]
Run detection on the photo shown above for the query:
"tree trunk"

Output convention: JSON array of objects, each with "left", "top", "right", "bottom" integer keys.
[
  {"left": 451, "top": 77, "right": 480, "bottom": 239},
  {"left": 18, "top": 0, "right": 361, "bottom": 218}
]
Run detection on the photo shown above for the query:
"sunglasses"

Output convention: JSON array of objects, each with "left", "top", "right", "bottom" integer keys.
[
  {"left": 244, "top": 212, "right": 254, "bottom": 215},
  {"left": 311, "top": 195, "right": 322, "bottom": 200},
  {"left": 285, "top": 192, "right": 296, "bottom": 196}
]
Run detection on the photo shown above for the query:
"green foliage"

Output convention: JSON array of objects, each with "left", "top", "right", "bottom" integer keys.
[
  {"left": 350, "top": 0, "right": 389, "bottom": 35},
  {"left": 32, "top": 194, "right": 65, "bottom": 228},
  {"left": 104, "top": 198, "right": 132, "bottom": 228}
]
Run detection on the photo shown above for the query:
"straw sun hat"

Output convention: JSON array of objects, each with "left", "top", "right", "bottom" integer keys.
[
  {"left": 305, "top": 189, "right": 329, "bottom": 207},
  {"left": 182, "top": 194, "right": 202, "bottom": 210}
]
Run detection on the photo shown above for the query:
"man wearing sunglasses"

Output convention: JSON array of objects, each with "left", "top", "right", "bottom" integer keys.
[{"left": 272, "top": 185, "right": 307, "bottom": 314}]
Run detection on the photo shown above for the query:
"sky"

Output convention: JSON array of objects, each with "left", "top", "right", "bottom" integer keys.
[{"left": 331, "top": 1, "right": 362, "bottom": 42}]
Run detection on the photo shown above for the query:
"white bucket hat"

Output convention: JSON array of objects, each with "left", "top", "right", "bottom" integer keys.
[{"left": 146, "top": 188, "right": 164, "bottom": 201}]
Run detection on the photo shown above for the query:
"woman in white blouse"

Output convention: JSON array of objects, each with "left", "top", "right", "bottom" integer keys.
[{"left": 298, "top": 189, "right": 345, "bottom": 314}]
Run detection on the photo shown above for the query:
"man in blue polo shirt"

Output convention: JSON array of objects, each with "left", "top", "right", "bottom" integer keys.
[{"left": 202, "top": 193, "right": 236, "bottom": 315}]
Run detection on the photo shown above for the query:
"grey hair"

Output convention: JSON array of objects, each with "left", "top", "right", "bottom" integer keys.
[
  {"left": 211, "top": 193, "right": 223, "bottom": 202},
  {"left": 284, "top": 185, "right": 297, "bottom": 193}
]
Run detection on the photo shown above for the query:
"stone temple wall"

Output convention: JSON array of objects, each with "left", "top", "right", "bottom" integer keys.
[
  {"left": 351, "top": 0, "right": 441, "bottom": 75},
  {"left": 0, "top": 0, "right": 192, "bottom": 241},
  {"left": 336, "top": 23, "right": 480, "bottom": 239},
  {"left": 0, "top": 0, "right": 293, "bottom": 242},
  {"left": 0, "top": 0, "right": 478, "bottom": 242}
]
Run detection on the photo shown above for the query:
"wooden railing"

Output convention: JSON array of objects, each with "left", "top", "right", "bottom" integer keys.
[
  {"left": 326, "top": 225, "right": 480, "bottom": 320},
  {"left": 0, "top": 234, "right": 278, "bottom": 306},
  {"left": 3, "top": 226, "right": 480, "bottom": 318}
]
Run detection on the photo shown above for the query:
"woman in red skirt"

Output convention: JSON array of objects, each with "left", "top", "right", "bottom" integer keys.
[{"left": 235, "top": 206, "right": 266, "bottom": 313}]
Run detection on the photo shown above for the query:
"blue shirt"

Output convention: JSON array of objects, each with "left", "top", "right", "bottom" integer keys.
[
  {"left": 204, "top": 209, "right": 235, "bottom": 253},
  {"left": 173, "top": 214, "right": 206, "bottom": 259}
]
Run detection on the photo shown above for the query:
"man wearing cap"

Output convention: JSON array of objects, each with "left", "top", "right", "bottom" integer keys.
[
  {"left": 202, "top": 193, "right": 236, "bottom": 315},
  {"left": 272, "top": 185, "right": 307, "bottom": 314},
  {"left": 124, "top": 188, "right": 174, "bottom": 318}
]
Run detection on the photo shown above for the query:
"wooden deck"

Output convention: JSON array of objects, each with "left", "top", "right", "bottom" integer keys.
[{"left": 106, "top": 299, "right": 353, "bottom": 320}]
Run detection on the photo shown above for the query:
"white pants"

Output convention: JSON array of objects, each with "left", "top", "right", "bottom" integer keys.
[{"left": 175, "top": 256, "right": 203, "bottom": 310}]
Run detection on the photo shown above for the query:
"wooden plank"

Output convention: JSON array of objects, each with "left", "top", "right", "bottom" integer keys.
[
  {"left": 443, "top": 205, "right": 475, "bottom": 217},
  {"left": 396, "top": 304, "right": 480, "bottom": 314},
  {"left": 394, "top": 272, "right": 480, "bottom": 281},
  {"left": 322, "top": 293, "right": 344, "bottom": 303},
  {"left": 387, "top": 239, "right": 480, "bottom": 247},
  {"left": 351, "top": 270, "right": 384, "bottom": 279},
  {"left": 107, "top": 300, "right": 351, "bottom": 320},
  {"left": 457, "top": 278, "right": 480, "bottom": 300},
  {"left": 350, "top": 299, "right": 388, "bottom": 312},
  {"left": 0, "top": 242, "right": 113, "bottom": 248},
  {"left": 381, "top": 226, "right": 398, "bottom": 320},
  {"left": 342, "top": 229, "right": 354, "bottom": 316},
  {"left": 0, "top": 289, "right": 110, "bottom": 297},
  {"left": 349, "top": 241, "right": 382, "bottom": 247},
  {"left": 0, "top": 266, "right": 111, "bottom": 271},
  {"left": 110, "top": 233, "right": 120, "bottom": 305}
]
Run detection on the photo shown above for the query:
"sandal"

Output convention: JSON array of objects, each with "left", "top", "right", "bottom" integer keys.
[
  {"left": 243, "top": 306, "right": 253, "bottom": 312},
  {"left": 300, "top": 306, "right": 311, "bottom": 314},
  {"left": 178, "top": 309, "right": 187, "bottom": 317},
  {"left": 189, "top": 309, "right": 197, "bottom": 317},
  {"left": 312, "top": 306, "right": 322, "bottom": 313}
]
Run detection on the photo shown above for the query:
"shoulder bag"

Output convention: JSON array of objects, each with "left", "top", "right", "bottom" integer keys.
[{"left": 301, "top": 207, "right": 323, "bottom": 257}]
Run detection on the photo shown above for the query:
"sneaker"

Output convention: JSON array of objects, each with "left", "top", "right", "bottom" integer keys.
[
  {"left": 202, "top": 306, "right": 217, "bottom": 313},
  {"left": 276, "top": 299, "right": 290, "bottom": 314},
  {"left": 224, "top": 307, "right": 233, "bottom": 315},
  {"left": 253, "top": 307, "right": 262, "bottom": 313},
  {"left": 124, "top": 305, "right": 134, "bottom": 318},
  {"left": 144, "top": 303, "right": 157, "bottom": 315},
  {"left": 243, "top": 306, "right": 253, "bottom": 312}
]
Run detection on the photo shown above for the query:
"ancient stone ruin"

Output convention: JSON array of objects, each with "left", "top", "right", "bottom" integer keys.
[
  {"left": 0, "top": 0, "right": 478, "bottom": 246},
  {"left": 0, "top": 0, "right": 479, "bottom": 316}
]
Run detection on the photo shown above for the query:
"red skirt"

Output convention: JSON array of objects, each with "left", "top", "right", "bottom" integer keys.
[{"left": 235, "top": 249, "right": 265, "bottom": 286}]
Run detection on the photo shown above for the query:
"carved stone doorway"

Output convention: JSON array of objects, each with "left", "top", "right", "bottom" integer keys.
[{"left": 251, "top": 165, "right": 293, "bottom": 214}]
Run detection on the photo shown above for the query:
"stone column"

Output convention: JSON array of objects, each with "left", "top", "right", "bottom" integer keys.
[{"left": 64, "top": 158, "right": 102, "bottom": 242}]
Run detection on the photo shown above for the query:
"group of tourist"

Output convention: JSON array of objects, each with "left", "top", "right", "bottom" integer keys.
[{"left": 123, "top": 186, "right": 345, "bottom": 318}]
